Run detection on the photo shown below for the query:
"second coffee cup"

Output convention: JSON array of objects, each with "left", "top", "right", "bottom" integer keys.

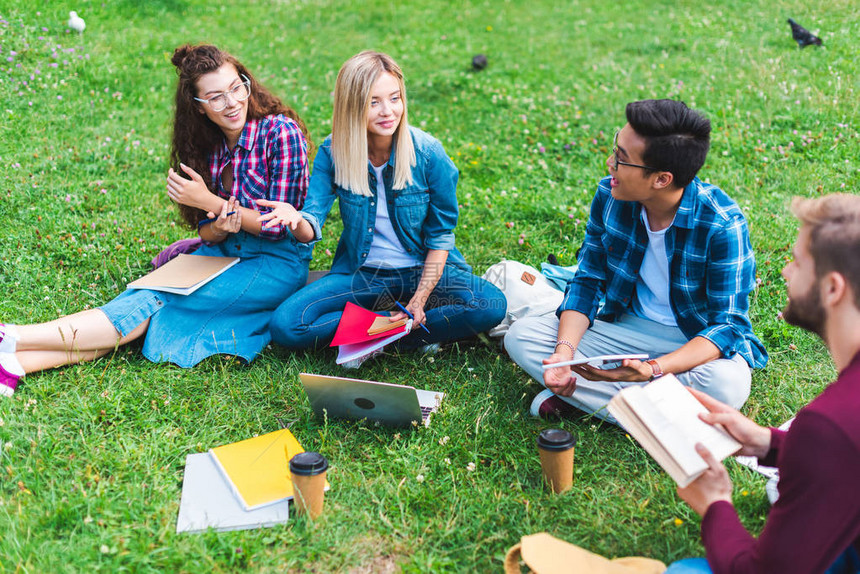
[
  {"left": 537, "top": 428, "right": 577, "bottom": 494},
  {"left": 289, "top": 451, "right": 329, "bottom": 519}
]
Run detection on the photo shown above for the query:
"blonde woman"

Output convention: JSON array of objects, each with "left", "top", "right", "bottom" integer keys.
[{"left": 258, "top": 51, "right": 505, "bottom": 358}]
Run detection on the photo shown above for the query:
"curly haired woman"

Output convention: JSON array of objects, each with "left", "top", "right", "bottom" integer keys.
[{"left": 1, "top": 44, "right": 311, "bottom": 396}]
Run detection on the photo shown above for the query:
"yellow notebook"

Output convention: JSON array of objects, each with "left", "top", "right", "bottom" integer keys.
[{"left": 209, "top": 429, "right": 306, "bottom": 511}]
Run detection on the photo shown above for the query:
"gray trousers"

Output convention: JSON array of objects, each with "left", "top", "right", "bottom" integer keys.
[{"left": 504, "top": 313, "right": 752, "bottom": 423}]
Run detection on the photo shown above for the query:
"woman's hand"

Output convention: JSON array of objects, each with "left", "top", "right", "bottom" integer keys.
[
  {"left": 689, "top": 388, "right": 772, "bottom": 458},
  {"left": 206, "top": 196, "right": 241, "bottom": 239},
  {"left": 167, "top": 163, "right": 219, "bottom": 212},
  {"left": 390, "top": 297, "right": 427, "bottom": 327},
  {"left": 256, "top": 199, "right": 303, "bottom": 230}
]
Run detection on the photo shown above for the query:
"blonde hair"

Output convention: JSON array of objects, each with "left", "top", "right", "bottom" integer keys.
[
  {"left": 791, "top": 193, "right": 860, "bottom": 309},
  {"left": 331, "top": 51, "right": 416, "bottom": 197}
]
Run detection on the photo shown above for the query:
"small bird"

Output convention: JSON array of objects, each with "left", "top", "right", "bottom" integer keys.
[
  {"left": 68, "top": 11, "right": 86, "bottom": 33},
  {"left": 472, "top": 54, "right": 488, "bottom": 71},
  {"left": 787, "top": 18, "right": 822, "bottom": 48}
]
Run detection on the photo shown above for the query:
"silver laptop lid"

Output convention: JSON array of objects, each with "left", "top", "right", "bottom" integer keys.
[{"left": 299, "top": 373, "right": 443, "bottom": 428}]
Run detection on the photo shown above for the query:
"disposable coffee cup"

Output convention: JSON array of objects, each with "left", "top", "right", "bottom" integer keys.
[
  {"left": 537, "top": 429, "right": 577, "bottom": 494},
  {"left": 289, "top": 451, "right": 329, "bottom": 519}
]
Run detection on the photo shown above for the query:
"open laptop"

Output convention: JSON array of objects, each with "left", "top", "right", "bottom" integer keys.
[{"left": 299, "top": 373, "right": 445, "bottom": 428}]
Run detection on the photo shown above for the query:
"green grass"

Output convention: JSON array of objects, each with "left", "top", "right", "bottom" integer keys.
[{"left": 1, "top": 0, "right": 858, "bottom": 571}]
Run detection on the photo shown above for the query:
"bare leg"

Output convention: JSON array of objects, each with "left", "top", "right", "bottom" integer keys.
[
  {"left": 12, "top": 310, "right": 149, "bottom": 373},
  {"left": 16, "top": 309, "right": 147, "bottom": 352},
  {"left": 17, "top": 348, "right": 113, "bottom": 372}
]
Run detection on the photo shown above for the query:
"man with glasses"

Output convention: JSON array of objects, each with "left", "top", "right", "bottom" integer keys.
[{"left": 505, "top": 99, "right": 767, "bottom": 421}]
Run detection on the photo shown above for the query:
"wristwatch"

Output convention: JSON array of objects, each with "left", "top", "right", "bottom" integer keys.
[{"left": 646, "top": 359, "right": 663, "bottom": 381}]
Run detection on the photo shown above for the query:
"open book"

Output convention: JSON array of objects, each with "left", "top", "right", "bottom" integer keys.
[
  {"left": 128, "top": 253, "right": 239, "bottom": 295},
  {"left": 607, "top": 374, "right": 742, "bottom": 487}
]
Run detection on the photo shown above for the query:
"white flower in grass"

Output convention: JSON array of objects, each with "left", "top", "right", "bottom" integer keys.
[
  {"left": 444, "top": 458, "right": 451, "bottom": 466},
  {"left": 438, "top": 436, "right": 449, "bottom": 446},
  {"left": 416, "top": 474, "right": 425, "bottom": 483},
  {"left": 466, "top": 462, "right": 476, "bottom": 472}
]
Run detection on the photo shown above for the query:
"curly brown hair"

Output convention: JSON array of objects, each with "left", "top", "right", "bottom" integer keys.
[{"left": 170, "top": 44, "right": 312, "bottom": 228}]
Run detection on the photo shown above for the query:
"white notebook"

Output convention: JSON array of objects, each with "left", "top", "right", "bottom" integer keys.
[{"left": 175, "top": 453, "right": 288, "bottom": 534}]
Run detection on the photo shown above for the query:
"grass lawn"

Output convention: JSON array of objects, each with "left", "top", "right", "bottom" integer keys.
[{"left": 1, "top": 0, "right": 857, "bottom": 571}]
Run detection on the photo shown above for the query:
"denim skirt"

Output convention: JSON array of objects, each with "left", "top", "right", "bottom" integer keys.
[{"left": 100, "top": 231, "right": 309, "bottom": 367}]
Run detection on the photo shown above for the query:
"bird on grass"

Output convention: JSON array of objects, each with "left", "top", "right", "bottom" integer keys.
[
  {"left": 787, "top": 18, "right": 822, "bottom": 48},
  {"left": 68, "top": 11, "right": 86, "bottom": 33},
  {"left": 472, "top": 54, "right": 488, "bottom": 71}
]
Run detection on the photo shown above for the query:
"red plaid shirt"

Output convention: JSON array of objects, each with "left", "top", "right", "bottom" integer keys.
[{"left": 209, "top": 115, "right": 309, "bottom": 240}]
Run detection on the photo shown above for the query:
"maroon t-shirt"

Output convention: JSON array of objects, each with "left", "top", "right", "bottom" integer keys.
[{"left": 701, "top": 352, "right": 860, "bottom": 573}]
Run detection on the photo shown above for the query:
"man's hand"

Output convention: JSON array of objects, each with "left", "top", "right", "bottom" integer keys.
[
  {"left": 677, "top": 443, "right": 734, "bottom": 516},
  {"left": 542, "top": 353, "right": 577, "bottom": 396},
  {"left": 571, "top": 357, "right": 653, "bottom": 383},
  {"left": 689, "top": 388, "right": 772, "bottom": 458}
]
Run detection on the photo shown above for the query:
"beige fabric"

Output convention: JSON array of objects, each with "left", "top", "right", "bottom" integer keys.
[
  {"left": 481, "top": 260, "right": 563, "bottom": 338},
  {"left": 504, "top": 533, "right": 666, "bottom": 574}
]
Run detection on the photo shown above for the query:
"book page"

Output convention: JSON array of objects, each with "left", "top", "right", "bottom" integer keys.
[
  {"left": 621, "top": 375, "right": 741, "bottom": 484},
  {"left": 608, "top": 394, "right": 690, "bottom": 485},
  {"left": 367, "top": 315, "right": 408, "bottom": 335}
]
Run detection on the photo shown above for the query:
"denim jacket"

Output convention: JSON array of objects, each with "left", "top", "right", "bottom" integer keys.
[{"left": 301, "top": 126, "right": 469, "bottom": 274}]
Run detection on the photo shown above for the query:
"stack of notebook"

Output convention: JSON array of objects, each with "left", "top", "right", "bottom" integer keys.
[{"left": 176, "top": 428, "right": 326, "bottom": 533}]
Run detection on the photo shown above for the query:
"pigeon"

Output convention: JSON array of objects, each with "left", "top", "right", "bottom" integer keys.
[
  {"left": 471, "top": 54, "right": 488, "bottom": 71},
  {"left": 787, "top": 18, "right": 822, "bottom": 48},
  {"left": 68, "top": 11, "right": 86, "bottom": 33}
]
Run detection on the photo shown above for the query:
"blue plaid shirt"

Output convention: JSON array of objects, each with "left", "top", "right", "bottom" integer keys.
[{"left": 559, "top": 176, "right": 768, "bottom": 369}]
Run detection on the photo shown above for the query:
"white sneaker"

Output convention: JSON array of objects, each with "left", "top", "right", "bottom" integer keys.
[
  {"left": 341, "top": 348, "right": 384, "bottom": 370},
  {"left": 0, "top": 324, "right": 19, "bottom": 354},
  {"left": 529, "top": 388, "right": 581, "bottom": 419},
  {"left": 0, "top": 353, "right": 23, "bottom": 397},
  {"left": 419, "top": 342, "right": 441, "bottom": 355}
]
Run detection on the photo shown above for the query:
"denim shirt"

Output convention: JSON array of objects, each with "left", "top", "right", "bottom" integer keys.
[{"left": 301, "top": 126, "right": 470, "bottom": 274}]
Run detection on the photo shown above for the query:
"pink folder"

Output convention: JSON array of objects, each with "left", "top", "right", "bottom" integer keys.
[{"left": 329, "top": 302, "right": 409, "bottom": 347}]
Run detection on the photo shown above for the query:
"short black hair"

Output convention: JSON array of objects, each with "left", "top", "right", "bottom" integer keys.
[{"left": 625, "top": 99, "right": 710, "bottom": 189}]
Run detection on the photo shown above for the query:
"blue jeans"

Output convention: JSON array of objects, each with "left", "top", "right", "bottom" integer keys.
[
  {"left": 664, "top": 559, "right": 710, "bottom": 573},
  {"left": 270, "top": 264, "right": 506, "bottom": 350},
  {"left": 665, "top": 547, "right": 860, "bottom": 573}
]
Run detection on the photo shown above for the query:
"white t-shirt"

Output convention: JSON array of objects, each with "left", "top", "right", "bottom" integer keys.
[
  {"left": 364, "top": 163, "right": 420, "bottom": 269},
  {"left": 632, "top": 209, "right": 677, "bottom": 326}
]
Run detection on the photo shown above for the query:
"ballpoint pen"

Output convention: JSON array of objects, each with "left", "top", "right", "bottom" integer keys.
[{"left": 395, "top": 301, "right": 431, "bottom": 334}]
